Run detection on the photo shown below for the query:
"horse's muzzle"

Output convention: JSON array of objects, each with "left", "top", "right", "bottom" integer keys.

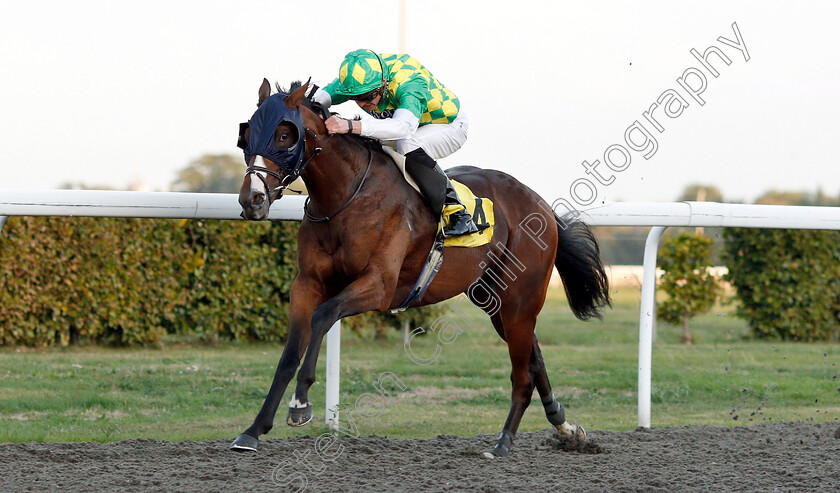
[
  {"left": 241, "top": 206, "right": 269, "bottom": 221},
  {"left": 253, "top": 192, "right": 266, "bottom": 207},
  {"left": 239, "top": 194, "right": 270, "bottom": 221},
  {"left": 239, "top": 174, "right": 281, "bottom": 221}
]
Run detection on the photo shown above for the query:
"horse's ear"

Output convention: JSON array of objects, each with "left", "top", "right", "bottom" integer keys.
[
  {"left": 258, "top": 78, "right": 271, "bottom": 106},
  {"left": 284, "top": 77, "right": 310, "bottom": 110}
]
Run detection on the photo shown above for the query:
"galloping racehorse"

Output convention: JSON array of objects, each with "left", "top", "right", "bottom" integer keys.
[{"left": 232, "top": 79, "right": 610, "bottom": 458}]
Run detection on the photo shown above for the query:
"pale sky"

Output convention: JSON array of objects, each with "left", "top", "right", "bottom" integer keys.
[{"left": 1, "top": 0, "right": 839, "bottom": 204}]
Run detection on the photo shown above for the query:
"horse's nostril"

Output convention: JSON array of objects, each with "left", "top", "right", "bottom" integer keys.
[{"left": 252, "top": 193, "right": 265, "bottom": 207}]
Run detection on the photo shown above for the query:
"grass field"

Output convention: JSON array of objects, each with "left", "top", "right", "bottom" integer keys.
[{"left": 1, "top": 285, "right": 839, "bottom": 443}]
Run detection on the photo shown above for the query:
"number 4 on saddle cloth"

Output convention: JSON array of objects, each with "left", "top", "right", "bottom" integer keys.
[
  {"left": 383, "top": 147, "right": 494, "bottom": 312},
  {"left": 440, "top": 180, "right": 494, "bottom": 247}
]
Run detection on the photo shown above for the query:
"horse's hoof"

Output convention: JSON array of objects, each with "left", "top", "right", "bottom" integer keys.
[
  {"left": 483, "top": 430, "right": 513, "bottom": 458},
  {"left": 287, "top": 403, "right": 313, "bottom": 427},
  {"left": 482, "top": 448, "right": 508, "bottom": 459},
  {"left": 557, "top": 421, "right": 587, "bottom": 440},
  {"left": 230, "top": 433, "right": 259, "bottom": 452}
]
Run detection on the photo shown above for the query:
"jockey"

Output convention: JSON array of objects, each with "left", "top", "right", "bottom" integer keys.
[{"left": 311, "top": 49, "right": 483, "bottom": 238}]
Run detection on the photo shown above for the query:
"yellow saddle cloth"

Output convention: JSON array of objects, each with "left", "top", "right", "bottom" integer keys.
[
  {"left": 379, "top": 146, "right": 494, "bottom": 248},
  {"left": 441, "top": 180, "right": 494, "bottom": 248}
]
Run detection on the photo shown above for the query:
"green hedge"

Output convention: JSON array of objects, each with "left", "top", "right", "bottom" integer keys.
[
  {"left": 171, "top": 218, "right": 298, "bottom": 343},
  {"left": 722, "top": 228, "right": 840, "bottom": 341},
  {"left": 0, "top": 217, "right": 297, "bottom": 346},
  {"left": 0, "top": 216, "right": 447, "bottom": 347}
]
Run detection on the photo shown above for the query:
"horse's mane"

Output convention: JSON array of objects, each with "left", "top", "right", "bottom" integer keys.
[{"left": 277, "top": 80, "right": 384, "bottom": 153}]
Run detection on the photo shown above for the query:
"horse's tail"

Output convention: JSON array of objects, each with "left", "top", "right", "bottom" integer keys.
[{"left": 553, "top": 213, "right": 611, "bottom": 320}]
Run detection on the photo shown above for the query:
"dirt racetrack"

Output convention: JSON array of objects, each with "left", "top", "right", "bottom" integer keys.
[{"left": 1, "top": 421, "right": 838, "bottom": 492}]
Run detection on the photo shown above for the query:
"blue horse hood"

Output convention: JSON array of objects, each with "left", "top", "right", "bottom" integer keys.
[{"left": 242, "top": 93, "right": 306, "bottom": 174}]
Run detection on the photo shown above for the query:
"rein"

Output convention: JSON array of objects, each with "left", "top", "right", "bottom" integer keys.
[{"left": 304, "top": 144, "right": 374, "bottom": 223}]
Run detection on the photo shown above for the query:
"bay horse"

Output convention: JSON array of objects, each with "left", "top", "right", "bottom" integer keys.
[{"left": 233, "top": 79, "right": 610, "bottom": 458}]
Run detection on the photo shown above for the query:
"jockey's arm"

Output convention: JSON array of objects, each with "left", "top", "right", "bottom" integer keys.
[
  {"left": 359, "top": 108, "right": 419, "bottom": 140},
  {"left": 314, "top": 85, "right": 421, "bottom": 141},
  {"left": 317, "top": 74, "right": 429, "bottom": 140},
  {"left": 363, "top": 81, "right": 425, "bottom": 140},
  {"left": 311, "top": 88, "right": 334, "bottom": 107}
]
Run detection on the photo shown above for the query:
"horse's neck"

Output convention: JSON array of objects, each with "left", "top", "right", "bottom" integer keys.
[
  {"left": 302, "top": 139, "right": 371, "bottom": 213},
  {"left": 301, "top": 136, "right": 437, "bottom": 259}
]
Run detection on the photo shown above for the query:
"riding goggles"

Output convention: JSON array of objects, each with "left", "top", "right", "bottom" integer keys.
[{"left": 349, "top": 88, "right": 381, "bottom": 102}]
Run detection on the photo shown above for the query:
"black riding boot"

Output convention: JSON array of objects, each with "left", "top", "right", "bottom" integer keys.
[
  {"left": 404, "top": 148, "right": 481, "bottom": 237},
  {"left": 442, "top": 179, "right": 481, "bottom": 237}
]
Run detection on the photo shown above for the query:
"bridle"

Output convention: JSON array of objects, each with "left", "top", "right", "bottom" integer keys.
[
  {"left": 245, "top": 127, "right": 333, "bottom": 198},
  {"left": 245, "top": 114, "right": 374, "bottom": 223}
]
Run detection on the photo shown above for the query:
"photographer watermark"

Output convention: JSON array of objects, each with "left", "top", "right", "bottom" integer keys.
[
  {"left": 403, "top": 241, "right": 526, "bottom": 365},
  {"left": 403, "top": 21, "right": 750, "bottom": 367},
  {"left": 540, "top": 21, "right": 750, "bottom": 229},
  {"left": 270, "top": 371, "right": 408, "bottom": 492}
]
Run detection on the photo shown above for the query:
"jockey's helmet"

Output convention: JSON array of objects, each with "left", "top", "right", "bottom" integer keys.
[{"left": 334, "top": 49, "right": 386, "bottom": 96}]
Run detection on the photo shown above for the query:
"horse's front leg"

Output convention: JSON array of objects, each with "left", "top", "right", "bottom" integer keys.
[
  {"left": 230, "top": 280, "right": 323, "bottom": 451},
  {"left": 287, "top": 272, "right": 394, "bottom": 428}
]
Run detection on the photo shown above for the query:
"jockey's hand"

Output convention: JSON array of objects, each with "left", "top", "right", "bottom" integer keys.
[{"left": 325, "top": 116, "right": 354, "bottom": 135}]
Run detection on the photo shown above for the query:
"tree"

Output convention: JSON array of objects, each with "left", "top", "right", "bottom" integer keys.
[
  {"left": 755, "top": 190, "right": 808, "bottom": 205},
  {"left": 677, "top": 184, "right": 723, "bottom": 203},
  {"left": 657, "top": 232, "right": 721, "bottom": 344},
  {"left": 172, "top": 154, "right": 244, "bottom": 193},
  {"left": 754, "top": 189, "right": 840, "bottom": 206},
  {"left": 675, "top": 184, "right": 725, "bottom": 261}
]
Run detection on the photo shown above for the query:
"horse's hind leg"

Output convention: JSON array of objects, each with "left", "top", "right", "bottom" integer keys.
[
  {"left": 529, "top": 335, "right": 587, "bottom": 439},
  {"left": 482, "top": 308, "right": 537, "bottom": 458},
  {"left": 477, "top": 267, "right": 584, "bottom": 457}
]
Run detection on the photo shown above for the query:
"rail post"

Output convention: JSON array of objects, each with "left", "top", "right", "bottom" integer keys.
[
  {"left": 638, "top": 226, "right": 666, "bottom": 429},
  {"left": 325, "top": 321, "right": 341, "bottom": 430}
]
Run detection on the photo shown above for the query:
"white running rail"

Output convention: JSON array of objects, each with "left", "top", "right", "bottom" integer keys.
[{"left": 4, "top": 189, "right": 840, "bottom": 430}]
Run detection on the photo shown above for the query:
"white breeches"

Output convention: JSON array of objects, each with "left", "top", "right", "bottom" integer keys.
[{"left": 393, "top": 110, "right": 470, "bottom": 160}]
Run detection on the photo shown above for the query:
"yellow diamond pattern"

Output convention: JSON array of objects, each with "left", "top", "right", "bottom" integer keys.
[
  {"left": 364, "top": 58, "right": 381, "bottom": 73},
  {"left": 441, "top": 100, "right": 458, "bottom": 117},
  {"left": 333, "top": 53, "right": 461, "bottom": 125},
  {"left": 351, "top": 65, "right": 367, "bottom": 84}
]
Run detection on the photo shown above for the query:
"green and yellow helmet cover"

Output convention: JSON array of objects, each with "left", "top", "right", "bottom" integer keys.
[{"left": 334, "top": 49, "right": 386, "bottom": 96}]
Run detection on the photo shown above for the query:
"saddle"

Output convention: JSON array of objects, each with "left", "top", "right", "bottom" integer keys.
[
  {"left": 383, "top": 147, "right": 494, "bottom": 312},
  {"left": 381, "top": 146, "right": 494, "bottom": 248}
]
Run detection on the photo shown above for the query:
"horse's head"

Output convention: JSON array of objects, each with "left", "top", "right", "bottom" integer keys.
[{"left": 237, "top": 78, "right": 312, "bottom": 220}]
